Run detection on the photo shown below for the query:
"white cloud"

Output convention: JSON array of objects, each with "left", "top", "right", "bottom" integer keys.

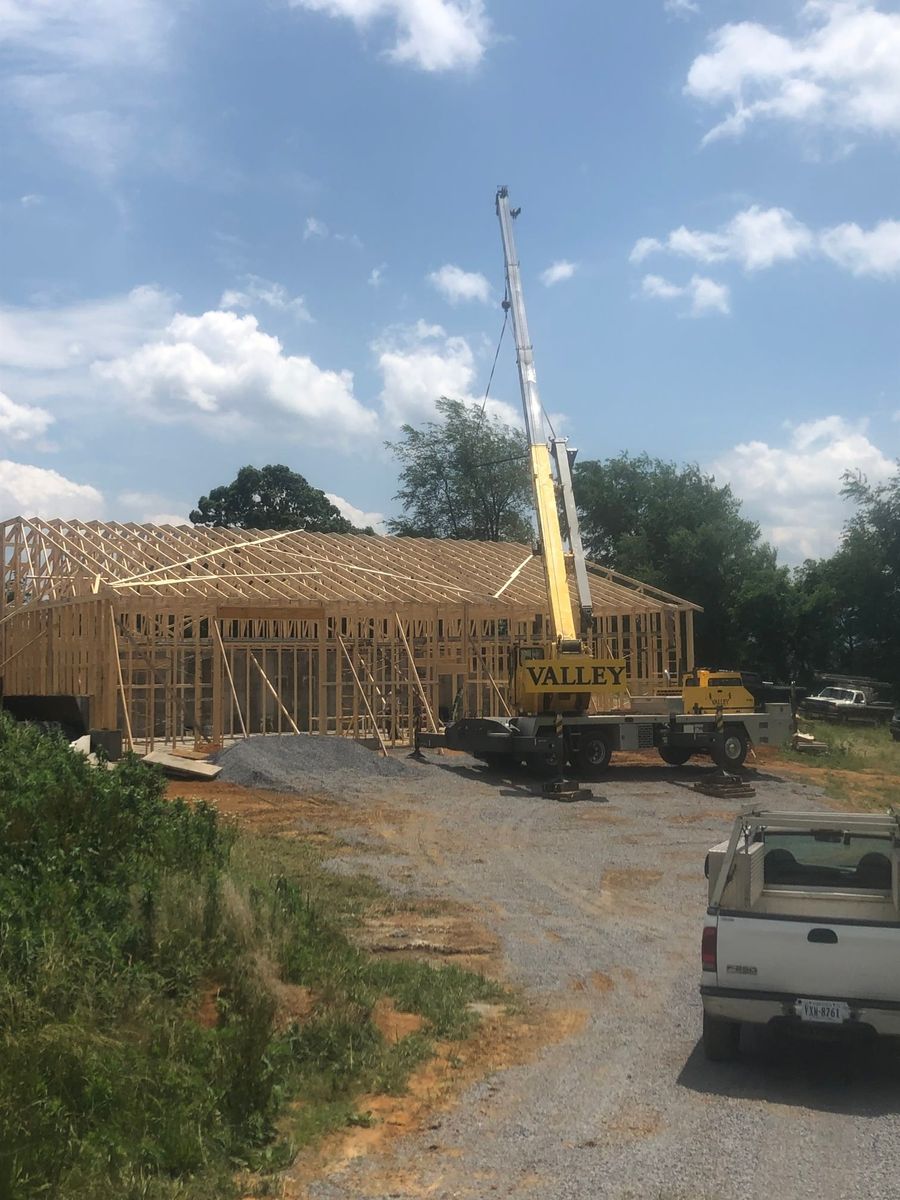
[
  {"left": 686, "top": 2, "right": 900, "bottom": 145},
  {"left": 539, "top": 260, "right": 577, "bottom": 287},
  {"left": 117, "top": 490, "right": 190, "bottom": 525},
  {"left": 0, "top": 285, "right": 174, "bottom": 375},
  {"left": 288, "top": 0, "right": 490, "bottom": 71},
  {"left": 368, "top": 264, "right": 386, "bottom": 288},
  {"left": 0, "top": 0, "right": 171, "bottom": 177},
  {"left": 634, "top": 206, "right": 814, "bottom": 271},
  {"left": 0, "top": 392, "right": 53, "bottom": 442},
  {"left": 374, "top": 320, "right": 518, "bottom": 427},
  {"left": 19, "top": 194, "right": 43, "bottom": 208},
  {"left": 642, "top": 273, "right": 731, "bottom": 316},
  {"left": 302, "top": 216, "right": 362, "bottom": 248},
  {"left": 635, "top": 206, "right": 900, "bottom": 280},
  {"left": 145, "top": 512, "right": 190, "bottom": 525},
  {"left": 712, "top": 415, "right": 895, "bottom": 560},
  {"left": 0, "top": 286, "right": 528, "bottom": 465},
  {"left": 220, "top": 276, "right": 312, "bottom": 321},
  {"left": 665, "top": 0, "right": 699, "bottom": 16},
  {"left": 427, "top": 263, "right": 491, "bottom": 304},
  {"left": 0, "top": 460, "right": 104, "bottom": 522},
  {"left": 0, "top": 0, "right": 166, "bottom": 69},
  {"left": 326, "top": 492, "right": 386, "bottom": 531},
  {"left": 7, "top": 75, "right": 135, "bottom": 180},
  {"left": 304, "top": 216, "right": 328, "bottom": 240},
  {"left": 94, "top": 309, "right": 378, "bottom": 448},
  {"left": 819, "top": 219, "right": 900, "bottom": 276}
]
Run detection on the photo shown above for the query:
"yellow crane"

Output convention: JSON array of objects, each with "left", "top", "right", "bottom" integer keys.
[
  {"left": 430, "top": 189, "right": 791, "bottom": 778},
  {"left": 494, "top": 186, "right": 628, "bottom": 719}
]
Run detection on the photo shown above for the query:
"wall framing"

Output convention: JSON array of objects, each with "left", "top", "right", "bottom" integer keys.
[{"left": 1, "top": 519, "right": 700, "bottom": 750}]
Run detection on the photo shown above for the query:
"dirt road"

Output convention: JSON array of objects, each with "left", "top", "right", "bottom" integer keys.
[{"left": 231, "top": 751, "right": 900, "bottom": 1200}]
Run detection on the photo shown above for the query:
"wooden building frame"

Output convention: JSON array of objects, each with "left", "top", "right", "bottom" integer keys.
[{"left": 1, "top": 518, "right": 700, "bottom": 751}]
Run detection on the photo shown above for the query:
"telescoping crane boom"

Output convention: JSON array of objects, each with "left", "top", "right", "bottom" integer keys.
[
  {"left": 423, "top": 188, "right": 793, "bottom": 779},
  {"left": 495, "top": 186, "right": 628, "bottom": 715}
]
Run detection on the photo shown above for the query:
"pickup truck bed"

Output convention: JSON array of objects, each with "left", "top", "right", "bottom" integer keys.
[{"left": 701, "top": 808, "right": 900, "bottom": 1059}]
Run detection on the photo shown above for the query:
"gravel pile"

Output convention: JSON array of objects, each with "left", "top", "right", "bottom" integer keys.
[{"left": 213, "top": 734, "right": 412, "bottom": 795}]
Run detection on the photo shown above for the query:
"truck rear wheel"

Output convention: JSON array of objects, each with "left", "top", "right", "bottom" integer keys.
[
  {"left": 702, "top": 1011, "right": 740, "bottom": 1061},
  {"left": 574, "top": 731, "right": 613, "bottom": 776},
  {"left": 713, "top": 727, "right": 749, "bottom": 770},
  {"left": 659, "top": 746, "right": 692, "bottom": 766}
]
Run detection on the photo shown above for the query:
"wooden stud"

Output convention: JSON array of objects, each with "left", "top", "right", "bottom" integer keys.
[{"left": 249, "top": 651, "right": 301, "bottom": 736}]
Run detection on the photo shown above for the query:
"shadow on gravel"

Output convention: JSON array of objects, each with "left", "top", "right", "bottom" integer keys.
[
  {"left": 421, "top": 753, "right": 790, "bottom": 790},
  {"left": 678, "top": 1028, "right": 900, "bottom": 1116}
]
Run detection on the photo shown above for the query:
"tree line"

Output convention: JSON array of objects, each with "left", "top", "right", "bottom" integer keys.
[{"left": 192, "top": 401, "right": 899, "bottom": 692}]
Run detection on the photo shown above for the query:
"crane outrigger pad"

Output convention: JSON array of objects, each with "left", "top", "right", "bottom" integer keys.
[
  {"left": 541, "top": 779, "right": 596, "bottom": 802},
  {"left": 692, "top": 771, "right": 756, "bottom": 800}
]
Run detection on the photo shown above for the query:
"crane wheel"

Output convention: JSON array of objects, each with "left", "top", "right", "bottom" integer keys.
[
  {"left": 712, "top": 727, "right": 749, "bottom": 770},
  {"left": 574, "top": 731, "right": 613, "bottom": 776},
  {"left": 659, "top": 747, "right": 693, "bottom": 766},
  {"left": 475, "top": 752, "right": 508, "bottom": 771},
  {"left": 524, "top": 742, "right": 565, "bottom": 777}
]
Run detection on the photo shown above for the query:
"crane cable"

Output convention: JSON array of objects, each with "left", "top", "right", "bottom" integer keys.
[
  {"left": 479, "top": 283, "right": 556, "bottom": 442},
  {"left": 479, "top": 295, "right": 509, "bottom": 416}
]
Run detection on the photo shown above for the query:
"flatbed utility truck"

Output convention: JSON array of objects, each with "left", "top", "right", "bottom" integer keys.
[{"left": 420, "top": 189, "right": 793, "bottom": 776}]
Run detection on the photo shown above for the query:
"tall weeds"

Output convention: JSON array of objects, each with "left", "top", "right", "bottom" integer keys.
[{"left": 0, "top": 716, "right": 501, "bottom": 1199}]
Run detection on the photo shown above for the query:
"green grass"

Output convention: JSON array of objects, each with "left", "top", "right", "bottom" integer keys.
[
  {"left": 0, "top": 715, "right": 504, "bottom": 1200},
  {"left": 782, "top": 719, "right": 900, "bottom": 810}
]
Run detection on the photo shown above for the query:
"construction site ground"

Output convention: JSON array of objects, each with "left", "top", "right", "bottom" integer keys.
[{"left": 177, "top": 742, "right": 900, "bottom": 1200}]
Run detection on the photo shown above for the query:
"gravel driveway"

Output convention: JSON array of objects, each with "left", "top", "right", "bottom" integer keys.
[{"left": 302, "top": 752, "right": 900, "bottom": 1200}]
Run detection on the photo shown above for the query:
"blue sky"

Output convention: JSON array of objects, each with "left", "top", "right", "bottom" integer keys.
[{"left": 1, "top": 0, "right": 899, "bottom": 562}]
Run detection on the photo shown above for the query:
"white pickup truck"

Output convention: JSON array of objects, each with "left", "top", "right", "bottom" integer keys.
[{"left": 700, "top": 807, "right": 900, "bottom": 1060}]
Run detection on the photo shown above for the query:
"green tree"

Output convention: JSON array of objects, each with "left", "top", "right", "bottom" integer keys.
[
  {"left": 822, "top": 465, "right": 900, "bottom": 683},
  {"left": 386, "top": 397, "right": 533, "bottom": 542},
  {"left": 573, "top": 452, "right": 794, "bottom": 676},
  {"left": 190, "top": 464, "right": 370, "bottom": 533}
]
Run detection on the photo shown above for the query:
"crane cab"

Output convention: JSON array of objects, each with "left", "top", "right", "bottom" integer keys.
[{"left": 682, "top": 669, "right": 756, "bottom": 714}]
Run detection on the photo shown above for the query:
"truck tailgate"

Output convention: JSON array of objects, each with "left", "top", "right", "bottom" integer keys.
[{"left": 716, "top": 913, "right": 900, "bottom": 1001}]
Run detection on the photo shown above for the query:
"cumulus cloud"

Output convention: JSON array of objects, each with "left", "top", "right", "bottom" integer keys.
[
  {"left": 686, "top": 2, "right": 900, "bottom": 145},
  {"left": 368, "top": 264, "right": 386, "bottom": 288},
  {"left": 374, "top": 320, "right": 518, "bottom": 427},
  {"left": 288, "top": 0, "right": 491, "bottom": 71},
  {"left": 326, "top": 492, "right": 386, "bottom": 531},
  {"left": 712, "top": 415, "right": 895, "bottom": 560},
  {"left": 94, "top": 309, "right": 378, "bottom": 448},
  {"left": 0, "top": 392, "right": 53, "bottom": 442},
  {"left": 634, "top": 205, "right": 900, "bottom": 281},
  {"left": 220, "top": 276, "right": 312, "bottom": 322},
  {"left": 642, "top": 273, "right": 731, "bottom": 316},
  {"left": 632, "top": 206, "right": 814, "bottom": 271},
  {"left": 539, "top": 260, "right": 577, "bottom": 287},
  {"left": 427, "top": 264, "right": 491, "bottom": 304},
  {"left": 0, "top": 460, "right": 104, "bottom": 522},
  {"left": 819, "top": 219, "right": 900, "bottom": 276},
  {"left": 665, "top": 0, "right": 699, "bottom": 16}
]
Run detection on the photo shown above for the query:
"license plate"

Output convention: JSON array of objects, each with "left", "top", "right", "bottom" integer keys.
[{"left": 795, "top": 998, "right": 850, "bottom": 1025}]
